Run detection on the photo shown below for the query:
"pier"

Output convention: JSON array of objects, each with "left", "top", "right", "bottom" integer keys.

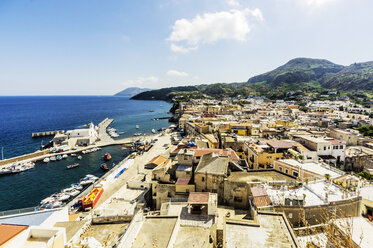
[
  {"left": 32, "top": 130, "right": 64, "bottom": 138},
  {"left": 150, "top": 116, "right": 171, "bottom": 120}
]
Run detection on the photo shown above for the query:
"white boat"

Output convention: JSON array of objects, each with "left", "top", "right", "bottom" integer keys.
[
  {"left": 63, "top": 187, "right": 80, "bottom": 197},
  {"left": 71, "top": 153, "right": 77, "bottom": 157},
  {"left": 152, "top": 129, "right": 156, "bottom": 134},
  {"left": 136, "top": 125, "right": 139, "bottom": 129},
  {"left": 50, "top": 156, "right": 57, "bottom": 162},
  {"left": 62, "top": 154, "right": 68, "bottom": 159},
  {"left": 43, "top": 157, "right": 50, "bottom": 163},
  {"left": 80, "top": 179, "right": 94, "bottom": 185},
  {"left": 57, "top": 193, "right": 70, "bottom": 201},
  {"left": 77, "top": 155, "right": 82, "bottom": 160}
]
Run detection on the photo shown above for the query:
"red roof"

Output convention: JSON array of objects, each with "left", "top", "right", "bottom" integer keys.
[
  {"left": 188, "top": 192, "right": 209, "bottom": 203},
  {"left": 330, "top": 139, "right": 344, "bottom": 145},
  {"left": 193, "top": 148, "right": 239, "bottom": 161},
  {"left": 251, "top": 187, "right": 268, "bottom": 197},
  {"left": 176, "top": 177, "right": 190, "bottom": 185},
  {"left": 0, "top": 224, "right": 28, "bottom": 245}
]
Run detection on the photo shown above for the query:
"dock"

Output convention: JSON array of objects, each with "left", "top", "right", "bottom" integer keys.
[
  {"left": 32, "top": 130, "right": 64, "bottom": 138},
  {"left": 150, "top": 116, "right": 170, "bottom": 120}
]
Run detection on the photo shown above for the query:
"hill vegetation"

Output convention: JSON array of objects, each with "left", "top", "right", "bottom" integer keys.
[
  {"left": 115, "top": 87, "right": 152, "bottom": 97},
  {"left": 125, "top": 58, "right": 373, "bottom": 103}
]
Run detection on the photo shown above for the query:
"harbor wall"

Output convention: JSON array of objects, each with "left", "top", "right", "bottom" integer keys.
[{"left": 0, "top": 150, "right": 50, "bottom": 166}]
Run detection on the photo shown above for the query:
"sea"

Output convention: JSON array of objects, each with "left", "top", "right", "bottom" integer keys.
[{"left": 0, "top": 96, "right": 172, "bottom": 211}]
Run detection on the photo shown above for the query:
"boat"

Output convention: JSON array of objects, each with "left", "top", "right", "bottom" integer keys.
[
  {"left": 133, "top": 133, "right": 142, "bottom": 136},
  {"left": 80, "top": 175, "right": 98, "bottom": 185},
  {"left": 136, "top": 125, "right": 139, "bottom": 129},
  {"left": 152, "top": 129, "right": 156, "bottom": 134},
  {"left": 149, "top": 109, "right": 154, "bottom": 112},
  {"left": 57, "top": 193, "right": 70, "bottom": 201},
  {"left": 62, "top": 154, "right": 68, "bottom": 159},
  {"left": 77, "top": 155, "right": 82, "bottom": 160},
  {"left": 160, "top": 104, "right": 163, "bottom": 107},
  {"left": 100, "top": 163, "right": 109, "bottom": 171},
  {"left": 50, "top": 156, "right": 57, "bottom": 162},
  {"left": 119, "top": 132, "right": 125, "bottom": 135},
  {"left": 63, "top": 187, "right": 80, "bottom": 197},
  {"left": 82, "top": 187, "right": 103, "bottom": 210},
  {"left": 43, "top": 157, "right": 50, "bottom": 163},
  {"left": 66, "top": 163, "right": 79, "bottom": 169},
  {"left": 71, "top": 153, "right": 77, "bottom": 157},
  {"left": 104, "top": 153, "right": 111, "bottom": 161},
  {"left": 56, "top": 155, "right": 62, "bottom": 161}
]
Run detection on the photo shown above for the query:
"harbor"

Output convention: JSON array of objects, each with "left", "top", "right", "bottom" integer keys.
[{"left": 0, "top": 97, "right": 173, "bottom": 212}]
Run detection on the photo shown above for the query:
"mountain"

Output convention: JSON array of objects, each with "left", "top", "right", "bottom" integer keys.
[
  {"left": 247, "top": 58, "right": 344, "bottom": 86},
  {"left": 115, "top": 87, "right": 152, "bottom": 97},
  {"left": 130, "top": 58, "right": 373, "bottom": 101},
  {"left": 321, "top": 62, "right": 373, "bottom": 90}
]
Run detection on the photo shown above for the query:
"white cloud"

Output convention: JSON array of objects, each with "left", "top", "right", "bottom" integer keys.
[
  {"left": 123, "top": 76, "right": 159, "bottom": 86},
  {"left": 227, "top": 0, "right": 240, "bottom": 7},
  {"left": 167, "top": 70, "right": 189, "bottom": 77},
  {"left": 167, "top": 8, "right": 263, "bottom": 53},
  {"left": 299, "top": 0, "right": 338, "bottom": 7}
]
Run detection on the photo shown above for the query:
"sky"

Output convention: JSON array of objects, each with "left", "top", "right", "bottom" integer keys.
[{"left": 0, "top": 0, "right": 372, "bottom": 95}]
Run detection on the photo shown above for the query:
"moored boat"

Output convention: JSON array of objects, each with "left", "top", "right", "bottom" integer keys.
[
  {"left": 77, "top": 155, "right": 82, "bottom": 160},
  {"left": 43, "top": 157, "right": 50, "bottom": 163},
  {"left": 82, "top": 186, "right": 103, "bottom": 210},
  {"left": 62, "top": 154, "right": 68, "bottom": 159},
  {"left": 100, "top": 163, "right": 109, "bottom": 171},
  {"left": 56, "top": 155, "right": 62, "bottom": 161},
  {"left": 66, "top": 163, "right": 79, "bottom": 169},
  {"left": 50, "top": 156, "right": 57, "bottom": 162},
  {"left": 104, "top": 153, "right": 111, "bottom": 161}
]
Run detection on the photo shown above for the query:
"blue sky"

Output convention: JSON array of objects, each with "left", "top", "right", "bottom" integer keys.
[{"left": 0, "top": 0, "right": 372, "bottom": 95}]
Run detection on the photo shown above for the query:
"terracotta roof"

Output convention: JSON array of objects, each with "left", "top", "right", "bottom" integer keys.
[
  {"left": 0, "top": 224, "right": 28, "bottom": 245},
  {"left": 251, "top": 187, "right": 268, "bottom": 197},
  {"left": 330, "top": 139, "right": 344, "bottom": 145},
  {"left": 253, "top": 195, "right": 272, "bottom": 207},
  {"left": 193, "top": 148, "right": 239, "bottom": 161},
  {"left": 147, "top": 155, "right": 167, "bottom": 166},
  {"left": 176, "top": 177, "right": 190, "bottom": 185},
  {"left": 188, "top": 192, "right": 209, "bottom": 203},
  {"left": 266, "top": 140, "right": 294, "bottom": 149}
]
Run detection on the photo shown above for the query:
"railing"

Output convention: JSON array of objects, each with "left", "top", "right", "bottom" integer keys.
[{"left": 0, "top": 206, "right": 60, "bottom": 217}]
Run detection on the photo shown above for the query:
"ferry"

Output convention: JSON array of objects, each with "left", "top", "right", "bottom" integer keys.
[
  {"left": 82, "top": 186, "right": 103, "bottom": 210},
  {"left": 104, "top": 153, "right": 111, "bottom": 161}
]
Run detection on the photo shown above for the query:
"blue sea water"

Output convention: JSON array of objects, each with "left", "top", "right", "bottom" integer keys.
[{"left": 0, "top": 96, "right": 171, "bottom": 211}]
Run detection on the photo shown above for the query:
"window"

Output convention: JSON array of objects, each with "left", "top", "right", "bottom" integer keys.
[
  {"left": 285, "top": 169, "right": 289, "bottom": 174},
  {"left": 234, "top": 196, "right": 243, "bottom": 202},
  {"left": 293, "top": 171, "right": 299, "bottom": 177},
  {"left": 340, "top": 145, "right": 343, "bottom": 149},
  {"left": 279, "top": 166, "right": 283, "bottom": 172},
  {"left": 288, "top": 213, "right": 293, "bottom": 219},
  {"left": 328, "top": 146, "right": 330, "bottom": 150},
  {"left": 324, "top": 146, "right": 326, "bottom": 151},
  {"left": 202, "top": 177, "right": 205, "bottom": 182}
]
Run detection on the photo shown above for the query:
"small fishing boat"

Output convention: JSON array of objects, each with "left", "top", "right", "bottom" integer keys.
[
  {"left": 56, "top": 155, "right": 62, "bottom": 161},
  {"left": 133, "top": 133, "right": 142, "bottom": 136},
  {"left": 152, "top": 129, "right": 156, "bottom": 134},
  {"left": 66, "top": 163, "right": 79, "bottom": 169},
  {"left": 50, "top": 156, "right": 57, "bottom": 162},
  {"left": 119, "top": 131, "right": 125, "bottom": 135},
  {"left": 62, "top": 154, "right": 68, "bottom": 159},
  {"left": 100, "top": 163, "right": 109, "bottom": 171},
  {"left": 149, "top": 109, "right": 154, "bottom": 112},
  {"left": 63, "top": 187, "right": 80, "bottom": 197},
  {"left": 43, "top": 157, "right": 50, "bottom": 163},
  {"left": 104, "top": 153, "right": 111, "bottom": 161},
  {"left": 77, "top": 155, "right": 82, "bottom": 160},
  {"left": 71, "top": 153, "right": 77, "bottom": 157},
  {"left": 136, "top": 125, "right": 139, "bottom": 129}
]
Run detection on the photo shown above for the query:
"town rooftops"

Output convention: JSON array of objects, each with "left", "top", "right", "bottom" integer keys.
[
  {"left": 194, "top": 148, "right": 239, "bottom": 161},
  {"left": 176, "top": 177, "right": 190, "bottom": 185},
  {"left": 0, "top": 224, "right": 28, "bottom": 246},
  {"left": 188, "top": 192, "right": 209, "bottom": 204},
  {"left": 195, "top": 153, "right": 229, "bottom": 175},
  {"left": 266, "top": 140, "right": 294, "bottom": 149},
  {"left": 276, "top": 159, "right": 342, "bottom": 178}
]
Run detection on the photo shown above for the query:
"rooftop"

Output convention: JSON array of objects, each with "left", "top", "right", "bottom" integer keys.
[
  {"left": 188, "top": 192, "right": 209, "bottom": 204},
  {"left": 227, "top": 170, "right": 296, "bottom": 183},
  {"left": 276, "top": 159, "right": 342, "bottom": 178},
  {"left": 0, "top": 224, "right": 28, "bottom": 246}
]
